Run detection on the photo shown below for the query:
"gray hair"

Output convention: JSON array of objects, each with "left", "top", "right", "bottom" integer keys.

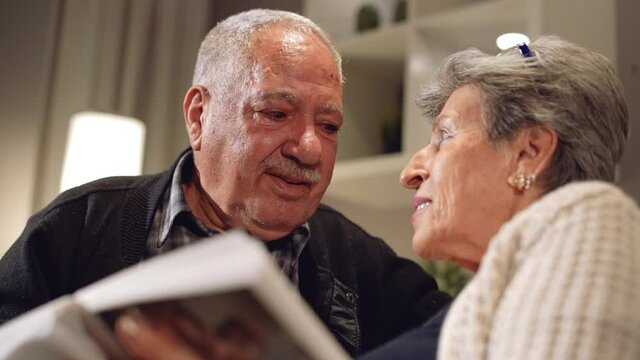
[
  {"left": 192, "top": 9, "right": 342, "bottom": 107},
  {"left": 418, "top": 35, "right": 629, "bottom": 191}
]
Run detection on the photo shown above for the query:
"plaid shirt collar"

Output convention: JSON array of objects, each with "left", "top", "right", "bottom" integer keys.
[
  {"left": 158, "top": 152, "right": 212, "bottom": 245},
  {"left": 152, "top": 151, "right": 310, "bottom": 284}
]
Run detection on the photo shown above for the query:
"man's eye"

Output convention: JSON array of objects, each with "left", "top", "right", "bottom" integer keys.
[
  {"left": 321, "top": 123, "right": 340, "bottom": 134},
  {"left": 263, "top": 110, "right": 287, "bottom": 120}
]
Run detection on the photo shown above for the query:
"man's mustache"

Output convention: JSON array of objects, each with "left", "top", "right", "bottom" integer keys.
[{"left": 261, "top": 156, "right": 321, "bottom": 184}]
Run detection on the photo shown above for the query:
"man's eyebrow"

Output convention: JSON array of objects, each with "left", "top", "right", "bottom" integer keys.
[
  {"left": 249, "top": 91, "right": 343, "bottom": 118},
  {"left": 319, "top": 102, "right": 343, "bottom": 118},
  {"left": 248, "top": 91, "right": 298, "bottom": 105}
]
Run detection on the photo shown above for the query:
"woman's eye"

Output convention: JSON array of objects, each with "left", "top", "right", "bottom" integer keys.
[
  {"left": 440, "top": 129, "right": 453, "bottom": 142},
  {"left": 428, "top": 129, "right": 450, "bottom": 151}
]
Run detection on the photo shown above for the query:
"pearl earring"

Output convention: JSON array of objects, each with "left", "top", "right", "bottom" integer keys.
[{"left": 511, "top": 172, "right": 536, "bottom": 191}]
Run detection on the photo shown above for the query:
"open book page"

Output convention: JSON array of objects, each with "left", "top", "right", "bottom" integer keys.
[
  {"left": 0, "top": 230, "right": 349, "bottom": 359},
  {"left": 0, "top": 296, "right": 127, "bottom": 360},
  {"left": 74, "top": 231, "right": 271, "bottom": 312}
]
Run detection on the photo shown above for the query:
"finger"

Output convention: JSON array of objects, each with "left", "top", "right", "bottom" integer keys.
[
  {"left": 216, "top": 318, "right": 269, "bottom": 353},
  {"left": 210, "top": 339, "right": 261, "bottom": 360},
  {"left": 114, "top": 308, "right": 203, "bottom": 360},
  {"left": 139, "top": 303, "right": 260, "bottom": 360},
  {"left": 171, "top": 314, "right": 262, "bottom": 360},
  {"left": 170, "top": 307, "right": 220, "bottom": 355}
]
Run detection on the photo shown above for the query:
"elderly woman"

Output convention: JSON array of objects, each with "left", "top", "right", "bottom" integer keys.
[{"left": 363, "top": 36, "right": 640, "bottom": 360}]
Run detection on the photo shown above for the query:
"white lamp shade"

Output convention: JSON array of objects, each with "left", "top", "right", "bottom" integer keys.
[
  {"left": 496, "top": 33, "right": 530, "bottom": 51},
  {"left": 60, "top": 112, "right": 146, "bottom": 192}
]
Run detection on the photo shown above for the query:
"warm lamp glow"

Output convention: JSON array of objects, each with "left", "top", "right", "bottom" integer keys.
[
  {"left": 60, "top": 112, "right": 146, "bottom": 192},
  {"left": 496, "top": 33, "right": 530, "bottom": 50}
]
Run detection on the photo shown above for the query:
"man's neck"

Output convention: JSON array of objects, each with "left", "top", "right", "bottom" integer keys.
[
  {"left": 181, "top": 169, "right": 295, "bottom": 241},
  {"left": 180, "top": 172, "right": 232, "bottom": 234}
]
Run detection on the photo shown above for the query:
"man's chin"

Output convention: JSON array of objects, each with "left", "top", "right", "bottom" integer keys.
[
  {"left": 242, "top": 204, "right": 313, "bottom": 240},
  {"left": 245, "top": 220, "right": 303, "bottom": 241}
]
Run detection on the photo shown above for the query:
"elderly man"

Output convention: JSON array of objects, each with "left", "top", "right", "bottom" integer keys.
[{"left": 0, "top": 9, "right": 449, "bottom": 356}]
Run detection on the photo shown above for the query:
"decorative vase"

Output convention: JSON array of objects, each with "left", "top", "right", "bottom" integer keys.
[
  {"left": 356, "top": 4, "right": 380, "bottom": 33},
  {"left": 394, "top": 0, "right": 407, "bottom": 23}
]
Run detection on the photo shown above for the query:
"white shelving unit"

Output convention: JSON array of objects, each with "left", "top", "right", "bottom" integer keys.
[{"left": 305, "top": 0, "right": 617, "bottom": 259}]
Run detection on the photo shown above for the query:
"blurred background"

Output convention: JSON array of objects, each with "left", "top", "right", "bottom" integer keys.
[{"left": 1, "top": 0, "right": 638, "bottom": 271}]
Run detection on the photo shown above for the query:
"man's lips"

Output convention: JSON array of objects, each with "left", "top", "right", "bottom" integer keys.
[
  {"left": 268, "top": 171, "right": 312, "bottom": 186},
  {"left": 266, "top": 171, "right": 313, "bottom": 200}
]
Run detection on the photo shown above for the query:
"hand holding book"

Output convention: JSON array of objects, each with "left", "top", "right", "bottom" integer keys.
[{"left": 115, "top": 303, "right": 266, "bottom": 360}]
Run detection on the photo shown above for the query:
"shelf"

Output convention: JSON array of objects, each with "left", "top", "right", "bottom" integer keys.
[
  {"left": 335, "top": 22, "right": 408, "bottom": 62},
  {"left": 306, "top": 0, "right": 623, "bottom": 256},
  {"left": 416, "top": 0, "right": 524, "bottom": 30},
  {"left": 413, "top": 0, "right": 480, "bottom": 17},
  {"left": 323, "top": 0, "right": 529, "bottom": 210},
  {"left": 338, "top": 57, "right": 403, "bottom": 161},
  {"left": 324, "top": 153, "right": 413, "bottom": 209},
  {"left": 415, "top": 0, "right": 526, "bottom": 53}
]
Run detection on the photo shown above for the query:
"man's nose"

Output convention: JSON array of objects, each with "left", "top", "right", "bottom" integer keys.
[
  {"left": 282, "top": 124, "right": 322, "bottom": 166},
  {"left": 400, "top": 148, "right": 430, "bottom": 189}
]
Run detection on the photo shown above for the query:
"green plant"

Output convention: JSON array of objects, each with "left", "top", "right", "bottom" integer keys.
[{"left": 423, "top": 260, "right": 472, "bottom": 297}]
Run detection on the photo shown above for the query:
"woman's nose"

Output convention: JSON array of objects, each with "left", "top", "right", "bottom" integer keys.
[{"left": 400, "top": 149, "right": 429, "bottom": 189}]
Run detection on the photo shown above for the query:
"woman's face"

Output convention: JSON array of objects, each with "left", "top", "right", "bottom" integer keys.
[{"left": 400, "top": 85, "right": 521, "bottom": 271}]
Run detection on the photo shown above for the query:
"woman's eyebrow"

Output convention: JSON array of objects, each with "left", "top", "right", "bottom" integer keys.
[{"left": 432, "top": 114, "right": 448, "bottom": 130}]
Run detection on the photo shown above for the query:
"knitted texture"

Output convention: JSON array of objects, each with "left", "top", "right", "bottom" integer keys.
[{"left": 439, "top": 181, "right": 640, "bottom": 360}]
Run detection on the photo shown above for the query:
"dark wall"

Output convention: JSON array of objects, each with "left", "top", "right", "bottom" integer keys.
[
  {"left": 0, "top": 0, "right": 59, "bottom": 249},
  {"left": 618, "top": 0, "right": 640, "bottom": 201}
]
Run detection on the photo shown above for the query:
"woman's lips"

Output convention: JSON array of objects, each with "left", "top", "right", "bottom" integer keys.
[
  {"left": 411, "top": 196, "right": 432, "bottom": 222},
  {"left": 416, "top": 202, "right": 431, "bottom": 211},
  {"left": 412, "top": 196, "right": 432, "bottom": 210}
]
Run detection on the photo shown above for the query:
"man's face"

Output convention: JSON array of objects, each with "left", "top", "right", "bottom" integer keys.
[{"left": 194, "top": 26, "right": 343, "bottom": 240}]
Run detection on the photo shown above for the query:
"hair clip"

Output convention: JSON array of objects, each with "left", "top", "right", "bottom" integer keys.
[
  {"left": 497, "top": 42, "right": 535, "bottom": 58},
  {"left": 516, "top": 43, "right": 533, "bottom": 58}
]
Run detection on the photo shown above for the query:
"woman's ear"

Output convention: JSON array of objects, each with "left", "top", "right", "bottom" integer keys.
[
  {"left": 183, "top": 86, "right": 208, "bottom": 151},
  {"left": 510, "top": 124, "right": 558, "bottom": 188}
]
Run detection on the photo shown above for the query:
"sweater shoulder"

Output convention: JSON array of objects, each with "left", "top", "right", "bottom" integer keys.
[
  {"left": 505, "top": 181, "right": 638, "bottom": 237},
  {"left": 487, "top": 181, "right": 640, "bottom": 273},
  {"left": 529, "top": 181, "right": 636, "bottom": 217},
  {"left": 36, "top": 173, "right": 165, "bottom": 219},
  {"left": 313, "top": 203, "right": 383, "bottom": 242}
]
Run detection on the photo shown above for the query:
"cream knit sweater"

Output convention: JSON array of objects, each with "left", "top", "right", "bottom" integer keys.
[{"left": 438, "top": 181, "right": 640, "bottom": 360}]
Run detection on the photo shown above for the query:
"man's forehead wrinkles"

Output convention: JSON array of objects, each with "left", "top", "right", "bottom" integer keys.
[{"left": 249, "top": 92, "right": 342, "bottom": 113}]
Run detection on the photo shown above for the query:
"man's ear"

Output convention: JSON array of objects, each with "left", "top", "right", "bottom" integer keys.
[
  {"left": 183, "top": 86, "right": 208, "bottom": 151},
  {"left": 512, "top": 124, "right": 558, "bottom": 180}
]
